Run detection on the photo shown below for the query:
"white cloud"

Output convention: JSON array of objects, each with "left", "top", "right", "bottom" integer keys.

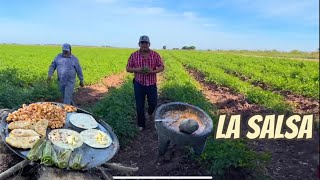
[
  {"left": 179, "top": 0, "right": 318, "bottom": 26},
  {"left": 125, "top": 7, "right": 165, "bottom": 15},
  {"left": 182, "top": 12, "right": 197, "bottom": 20},
  {"left": 231, "top": 0, "right": 319, "bottom": 25},
  {"left": 0, "top": 0, "right": 317, "bottom": 51},
  {"left": 95, "top": 0, "right": 116, "bottom": 3},
  {"left": 203, "top": 23, "right": 216, "bottom": 28}
]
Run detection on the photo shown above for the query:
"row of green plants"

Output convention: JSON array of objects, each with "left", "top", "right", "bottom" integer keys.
[
  {"left": 211, "top": 49, "right": 319, "bottom": 59},
  {"left": 0, "top": 45, "right": 133, "bottom": 108},
  {"left": 0, "top": 45, "right": 132, "bottom": 84},
  {"left": 0, "top": 68, "right": 60, "bottom": 109},
  {"left": 173, "top": 51, "right": 319, "bottom": 99},
  {"left": 169, "top": 52, "right": 291, "bottom": 113},
  {"left": 159, "top": 52, "right": 270, "bottom": 177},
  {"left": 91, "top": 76, "right": 138, "bottom": 144}
]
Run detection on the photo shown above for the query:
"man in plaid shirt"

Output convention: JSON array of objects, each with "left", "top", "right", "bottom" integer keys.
[{"left": 126, "top": 35, "right": 164, "bottom": 131}]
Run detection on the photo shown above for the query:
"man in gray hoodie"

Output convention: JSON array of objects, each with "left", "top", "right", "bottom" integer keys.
[{"left": 48, "top": 43, "right": 84, "bottom": 105}]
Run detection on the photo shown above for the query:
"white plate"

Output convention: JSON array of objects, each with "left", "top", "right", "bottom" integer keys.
[
  {"left": 69, "top": 113, "right": 98, "bottom": 129},
  {"left": 80, "top": 129, "right": 112, "bottom": 148}
]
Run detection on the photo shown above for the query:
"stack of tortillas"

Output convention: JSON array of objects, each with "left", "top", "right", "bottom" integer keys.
[{"left": 69, "top": 113, "right": 98, "bottom": 129}]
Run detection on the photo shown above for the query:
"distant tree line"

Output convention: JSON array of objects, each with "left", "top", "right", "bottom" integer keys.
[
  {"left": 182, "top": 46, "right": 196, "bottom": 50},
  {"left": 165, "top": 46, "right": 196, "bottom": 50}
]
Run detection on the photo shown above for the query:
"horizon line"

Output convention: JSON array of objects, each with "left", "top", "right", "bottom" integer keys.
[{"left": 0, "top": 43, "right": 318, "bottom": 53}]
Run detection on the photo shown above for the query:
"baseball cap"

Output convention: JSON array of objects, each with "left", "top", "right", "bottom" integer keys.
[
  {"left": 139, "top": 35, "right": 150, "bottom": 43},
  {"left": 62, "top": 43, "right": 71, "bottom": 52}
]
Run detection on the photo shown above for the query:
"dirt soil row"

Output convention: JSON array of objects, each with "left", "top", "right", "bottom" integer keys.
[
  {"left": 187, "top": 68, "right": 319, "bottom": 180},
  {"left": 223, "top": 69, "right": 319, "bottom": 119}
]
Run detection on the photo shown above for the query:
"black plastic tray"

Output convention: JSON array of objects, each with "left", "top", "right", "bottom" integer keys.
[{"left": 0, "top": 102, "right": 120, "bottom": 170}]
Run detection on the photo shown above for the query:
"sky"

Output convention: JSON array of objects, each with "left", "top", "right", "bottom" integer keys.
[{"left": 0, "top": 0, "right": 318, "bottom": 51}]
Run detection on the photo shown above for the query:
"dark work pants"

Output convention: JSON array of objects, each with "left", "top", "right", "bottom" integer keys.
[{"left": 133, "top": 80, "right": 158, "bottom": 128}]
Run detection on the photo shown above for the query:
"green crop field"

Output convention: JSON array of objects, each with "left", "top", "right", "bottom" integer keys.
[
  {"left": 0, "top": 44, "right": 318, "bottom": 177},
  {"left": 210, "top": 49, "right": 319, "bottom": 60},
  {"left": 172, "top": 51, "right": 319, "bottom": 99},
  {"left": 0, "top": 45, "right": 132, "bottom": 108}
]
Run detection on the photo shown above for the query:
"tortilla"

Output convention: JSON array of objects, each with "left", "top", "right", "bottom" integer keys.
[
  {"left": 8, "top": 119, "right": 48, "bottom": 137},
  {"left": 6, "top": 127, "right": 41, "bottom": 149},
  {"left": 34, "top": 119, "right": 49, "bottom": 137},
  {"left": 8, "top": 120, "right": 36, "bottom": 130},
  {"left": 5, "top": 136, "right": 40, "bottom": 149},
  {"left": 9, "top": 129, "right": 40, "bottom": 137},
  {"left": 69, "top": 113, "right": 98, "bottom": 129},
  {"left": 80, "top": 129, "right": 112, "bottom": 148},
  {"left": 48, "top": 129, "right": 83, "bottom": 150}
]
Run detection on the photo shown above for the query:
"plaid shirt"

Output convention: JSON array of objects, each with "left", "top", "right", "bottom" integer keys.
[{"left": 126, "top": 50, "right": 164, "bottom": 86}]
